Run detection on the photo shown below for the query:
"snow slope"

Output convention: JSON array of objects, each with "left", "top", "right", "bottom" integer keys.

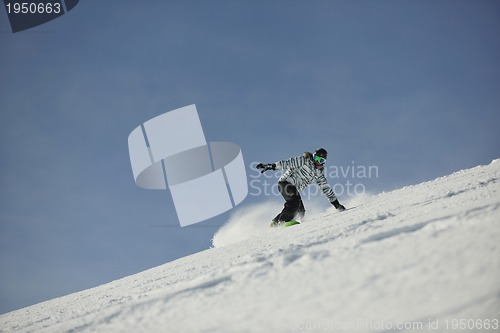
[{"left": 1, "top": 160, "right": 499, "bottom": 333}]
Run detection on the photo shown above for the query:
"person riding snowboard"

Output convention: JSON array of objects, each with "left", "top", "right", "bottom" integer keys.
[{"left": 256, "top": 148, "right": 346, "bottom": 227}]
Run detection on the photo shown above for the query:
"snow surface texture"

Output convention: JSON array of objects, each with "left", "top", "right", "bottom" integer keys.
[{"left": 1, "top": 160, "right": 499, "bottom": 333}]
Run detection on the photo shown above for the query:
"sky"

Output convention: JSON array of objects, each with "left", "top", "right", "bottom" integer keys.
[{"left": 1, "top": 0, "right": 499, "bottom": 314}]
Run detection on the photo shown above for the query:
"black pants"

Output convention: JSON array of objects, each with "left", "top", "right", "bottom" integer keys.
[{"left": 273, "top": 181, "right": 306, "bottom": 223}]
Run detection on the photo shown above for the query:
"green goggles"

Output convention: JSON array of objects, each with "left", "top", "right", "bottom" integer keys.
[{"left": 313, "top": 155, "right": 326, "bottom": 164}]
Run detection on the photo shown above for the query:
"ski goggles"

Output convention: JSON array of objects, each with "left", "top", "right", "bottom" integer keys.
[{"left": 313, "top": 155, "right": 326, "bottom": 164}]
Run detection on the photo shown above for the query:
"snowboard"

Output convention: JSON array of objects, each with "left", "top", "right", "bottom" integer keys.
[
  {"left": 283, "top": 221, "right": 300, "bottom": 227},
  {"left": 270, "top": 220, "right": 301, "bottom": 228}
]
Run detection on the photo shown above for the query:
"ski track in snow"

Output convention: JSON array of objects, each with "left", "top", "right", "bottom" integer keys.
[{"left": 1, "top": 160, "right": 500, "bottom": 333}]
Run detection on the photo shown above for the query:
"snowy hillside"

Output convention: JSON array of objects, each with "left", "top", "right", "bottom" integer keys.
[{"left": 1, "top": 160, "right": 499, "bottom": 333}]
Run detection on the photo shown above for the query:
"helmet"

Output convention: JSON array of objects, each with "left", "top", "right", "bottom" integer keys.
[
  {"left": 313, "top": 148, "right": 328, "bottom": 165},
  {"left": 314, "top": 148, "right": 328, "bottom": 159}
]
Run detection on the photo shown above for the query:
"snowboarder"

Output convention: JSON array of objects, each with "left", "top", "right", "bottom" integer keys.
[{"left": 256, "top": 148, "right": 346, "bottom": 227}]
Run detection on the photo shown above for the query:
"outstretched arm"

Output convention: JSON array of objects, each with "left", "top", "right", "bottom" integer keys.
[
  {"left": 275, "top": 155, "right": 307, "bottom": 171},
  {"left": 256, "top": 163, "right": 276, "bottom": 173},
  {"left": 256, "top": 154, "right": 307, "bottom": 173},
  {"left": 317, "top": 174, "right": 346, "bottom": 211}
]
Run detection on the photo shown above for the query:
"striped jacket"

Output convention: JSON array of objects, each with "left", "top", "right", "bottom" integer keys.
[{"left": 275, "top": 152, "right": 338, "bottom": 203}]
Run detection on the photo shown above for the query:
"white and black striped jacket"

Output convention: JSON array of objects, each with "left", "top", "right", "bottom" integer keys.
[{"left": 275, "top": 152, "right": 338, "bottom": 203}]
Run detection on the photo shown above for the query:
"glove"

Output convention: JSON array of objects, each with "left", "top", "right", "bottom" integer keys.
[
  {"left": 256, "top": 163, "right": 276, "bottom": 173},
  {"left": 332, "top": 199, "right": 346, "bottom": 211}
]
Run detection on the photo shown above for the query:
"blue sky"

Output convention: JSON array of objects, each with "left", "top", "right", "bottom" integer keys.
[{"left": 1, "top": 0, "right": 499, "bottom": 314}]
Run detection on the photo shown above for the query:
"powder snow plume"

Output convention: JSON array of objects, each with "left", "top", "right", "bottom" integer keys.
[
  {"left": 212, "top": 194, "right": 373, "bottom": 248},
  {"left": 212, "top": 201, "right": 282, "bottom": 248}
]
